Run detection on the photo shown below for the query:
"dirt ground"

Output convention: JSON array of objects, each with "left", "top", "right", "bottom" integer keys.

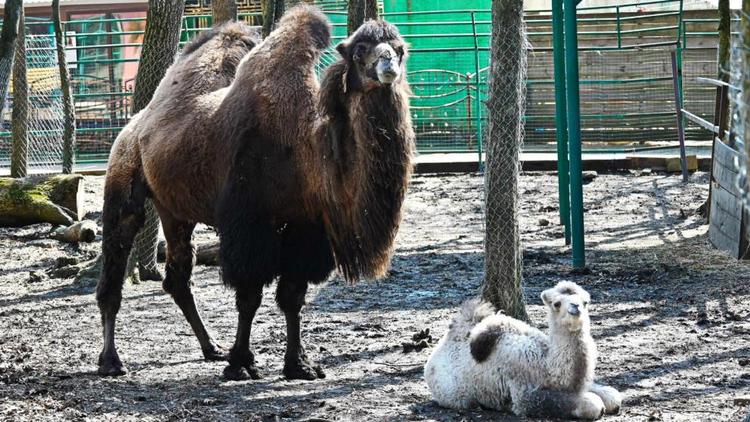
[{"left": 1, "top": 171, "right": 749, "bottom": 421}]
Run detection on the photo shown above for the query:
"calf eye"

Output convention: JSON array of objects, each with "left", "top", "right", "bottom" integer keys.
[
  {"left": 553, "top": 301, "right": 561, "bottom": 309},
  {"left": 583, "top": 301, "right": 589, "bottom": 307}
]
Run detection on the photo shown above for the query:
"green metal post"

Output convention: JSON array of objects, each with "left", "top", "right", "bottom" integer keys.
[
  {"left": 471, "top": 12, "right": 483, "bottom": 170},
  {"left": 563, "top": 0, "right": 586, "bottom": 269},
  {"left": 616, "top": 6, "right": 622, "bottom": 48},
  {"left": 552, "top": 0, "right": 571, "bottom": 245}
]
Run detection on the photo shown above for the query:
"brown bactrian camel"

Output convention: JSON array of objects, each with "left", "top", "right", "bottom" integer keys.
[{"left": 96, "top": 5, "right": 414, "bottom": 381}]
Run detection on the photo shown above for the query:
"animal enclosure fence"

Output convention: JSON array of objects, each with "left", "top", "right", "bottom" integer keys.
[
  {"left": 2, "top": 20, "right": 67, "bottom": 175},
  {"left": 0, "top": 1, "right": 729, "bottom": 172}
]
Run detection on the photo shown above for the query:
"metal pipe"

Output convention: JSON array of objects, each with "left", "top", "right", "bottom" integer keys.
[
  {"left": 616, "top": 6, "right": 622, "bottom": 48},
  {"left": 471, "top": 12, "right": 483, "bottom": 170},
  {"left": 552, "top": 0, "right": 571, "bottom": 244},
  {"left": 563, "top": 0, "right": 586, "bottom": 269},
  {"left": 671, "top": 50, "right": 689, "bottom": 182}
]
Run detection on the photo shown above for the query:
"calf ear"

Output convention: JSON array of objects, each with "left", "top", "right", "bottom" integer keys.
[{"left": 540, "top": 289, "right": 554, "bottom": 306}]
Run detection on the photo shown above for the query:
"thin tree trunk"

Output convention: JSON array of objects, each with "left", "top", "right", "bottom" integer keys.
[
  {"left": 482, "top": 0, "right": 528, "bottom": 321},
  {"left": 718, "top": 0, "right": 731, "bottom": 134},
  {"left": 262, "top": 0, "right": 284, "bottom": 38},
  {"left": 743, "top": 0, "right": 750, "bottom": 186},
  {"left": 53, "top": 0, "right": 77, "bottom": 174},
  {"left": 347, "top": 0, "right": 379, "bottom": 35},
  {"left": 0, "top": 0, "right": 22, "bottom": 118},
  {"left": 10, "top": 9, "right": 27, "bottom": 178},
  {"left": 132, "top": 0, "right": 185, "bottom": 113},
  {"left": 212, "top": 0, "right": 237, "bottom": 25},
  {"left": 130, "top": 0, "right": 186, "bottom": 281}
]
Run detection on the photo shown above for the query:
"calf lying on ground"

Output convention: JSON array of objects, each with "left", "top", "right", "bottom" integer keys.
[{"left": 424, "top": 282, "right": 622, "bottom": 420}]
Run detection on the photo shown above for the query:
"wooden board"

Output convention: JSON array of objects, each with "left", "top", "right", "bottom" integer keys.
[
  {"left": 708, "top": 140, "right": 748, "bottom": 259},
  {"left": 713, "top": 139, "right": 741, "bottom": 195},
  {"left": 709, "top": 181, "right": 743, "bottom": 259}
]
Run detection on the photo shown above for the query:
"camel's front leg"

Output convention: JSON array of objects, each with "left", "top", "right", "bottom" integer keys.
[
  {"left": 276, "top": 277, "right": 325, "bottom": 380},
  {"left": 223, "top": 285, "right": 264, "bottom": 380},
  {"left": 589, "top": 382, "right": 622, "bottom": 414}
]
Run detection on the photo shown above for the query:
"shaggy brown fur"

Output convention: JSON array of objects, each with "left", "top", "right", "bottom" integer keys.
[
  {"left": 317, "top": 20, "right": 413, "bottom": 281},
  {"left": 96, "top": 6, "right": 413, "bottom": 381}
]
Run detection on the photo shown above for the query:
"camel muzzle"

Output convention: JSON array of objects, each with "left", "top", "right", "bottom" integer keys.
[
  {"left": 374, "top": 44, "right": 400, "bottom": 84},
  {"left": 377, "top": 61, "right": 399, "bottom": 84}
]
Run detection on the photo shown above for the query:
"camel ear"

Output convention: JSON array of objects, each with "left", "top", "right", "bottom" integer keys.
[
  {"left": 540, "top": 289, "right": 554, "bottom": 306},
  {"left": 336, "top": 40, "right": 350, "bottom": 58}
]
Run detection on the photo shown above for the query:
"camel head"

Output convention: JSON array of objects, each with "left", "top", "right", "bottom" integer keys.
[
  {"left": 541, "top": 281, "right": 591, "bottom": 333},
  {"left": 335, "top": 20, "right": 408, "bottom": 90},
  {"left": 175, "top": 21, "right": 259, "bottom": 86},
  {"left": 181, "top": 21, "right": 258, "bottom": 63}
]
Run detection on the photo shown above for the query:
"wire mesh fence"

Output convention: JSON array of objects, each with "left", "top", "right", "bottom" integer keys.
[
  {"left": 0, "top": 0, "right": 730, "bottom": 175},
  {"left": 1, "top": 29, "right": 66, "bottom": 175}
]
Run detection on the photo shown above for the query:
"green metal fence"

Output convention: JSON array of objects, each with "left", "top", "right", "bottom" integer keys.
[{"left": 0, "top": 1, "right": 726, "bottom": 169}]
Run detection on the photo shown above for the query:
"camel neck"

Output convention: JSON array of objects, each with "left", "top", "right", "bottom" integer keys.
[
  {"left": 547, "top": 324, "right": 595, "bottom": 392},
  {"left": 318, "top": 80, "right": 413, "bottom": 282}
]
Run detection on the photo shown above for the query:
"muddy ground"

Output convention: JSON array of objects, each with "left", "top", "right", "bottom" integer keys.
[{"left": 0, "top": 171, "right": 749, "bottom": 421}]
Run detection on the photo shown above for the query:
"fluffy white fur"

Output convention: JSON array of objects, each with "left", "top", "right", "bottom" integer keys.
[{"left": 424, "top": 282, "right": 622, "bottom": 420}]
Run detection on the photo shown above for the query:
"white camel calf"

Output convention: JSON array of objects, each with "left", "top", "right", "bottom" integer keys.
[{"left": 424, "top": 282, "right": 622, "bottom": 420}]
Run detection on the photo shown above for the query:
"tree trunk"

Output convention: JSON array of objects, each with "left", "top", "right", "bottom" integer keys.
[
  {"left": 129, "top": 0, "right": 185, "bottom": 281},
  {"left": 213, "top": 0, "right": 238, "bottom": 25},
  {"left": 743, "top": 0, "right": 750, "bottom": 188},
  {"left": 157, "top": 240, "right": 220, "bottom": 266},
  {"left": 718, "top": 0, "right": 731, "bottom": 135},
  {"left": 482, "top": 0, "right": 528, "bottom": 321},
  {"left": 53, "top": 0, "right": 77, "bottom": 174},
  {"left": 347, "top": 0, "right": 379, "bottom": 35},
  {"left": 0, "top": 174, "right": 85, "bottom": 227},
  {"left": 10, "top": 9, "right": 26, "bottom": 178},
  {"left": 0, "top": 0, "right": 22, "bottom": 118},
  {"left": 262, "top": 0, "right": 285, "bottom": 38},
  {"left": 132, "top": 0, "right": 185, "bottom": 113}
]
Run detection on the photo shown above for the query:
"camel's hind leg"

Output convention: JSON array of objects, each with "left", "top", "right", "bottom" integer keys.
[
  {"left": 157, "top": 209, "right": 226, "bottom": 361},
  {"left": 96, "top": 170, "right": 149, "bottom": 376}
]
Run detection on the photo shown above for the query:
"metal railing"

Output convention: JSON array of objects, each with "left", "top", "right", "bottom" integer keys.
[{"left": 0, "top": 0, "right": 725, "bottom": 169}]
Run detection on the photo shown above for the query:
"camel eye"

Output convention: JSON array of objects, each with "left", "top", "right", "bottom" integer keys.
[
  {"left": 583, "top": 301, "right": 589, "bottom": 307},
  {"left": 553, "top": 301, "right": 561, "bottom": 309},
  {"left": 353, "top": 43, "right": 368, "bottom": 59}
]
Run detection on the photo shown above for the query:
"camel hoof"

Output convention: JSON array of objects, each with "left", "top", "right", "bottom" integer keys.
[
  {"left": 574, "top": 392, "right": 605, "bottom": 420},
  {"left": 202, "top": 344, "right": 229, "bottom": 361},
  {"left": 223, "top": 364, "right": 261, "bottom": 381},
  {"left": 283, "top": 358, "right": 324, "bottom": 380},
  {"left": 97, "top": 353, "right": 126, "bottom": 377}
]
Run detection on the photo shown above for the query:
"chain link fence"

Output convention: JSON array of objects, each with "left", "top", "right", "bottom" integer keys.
[
  {"left": 481, "top": 0, "right": 528, "bottom": 320},
  {"left": 1, "top": 28, "right": 66, "bottom": 175}
]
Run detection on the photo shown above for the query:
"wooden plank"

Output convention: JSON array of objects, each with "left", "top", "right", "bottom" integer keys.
[
  {"left": 713, "top": 158, "right": 739, "bottom": 195},
  {"left": 709, "top": 181, "right": 743, "bottom": 258},
  {"left": 713, "top": 139, "right": 741, "bottom": 194}
]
